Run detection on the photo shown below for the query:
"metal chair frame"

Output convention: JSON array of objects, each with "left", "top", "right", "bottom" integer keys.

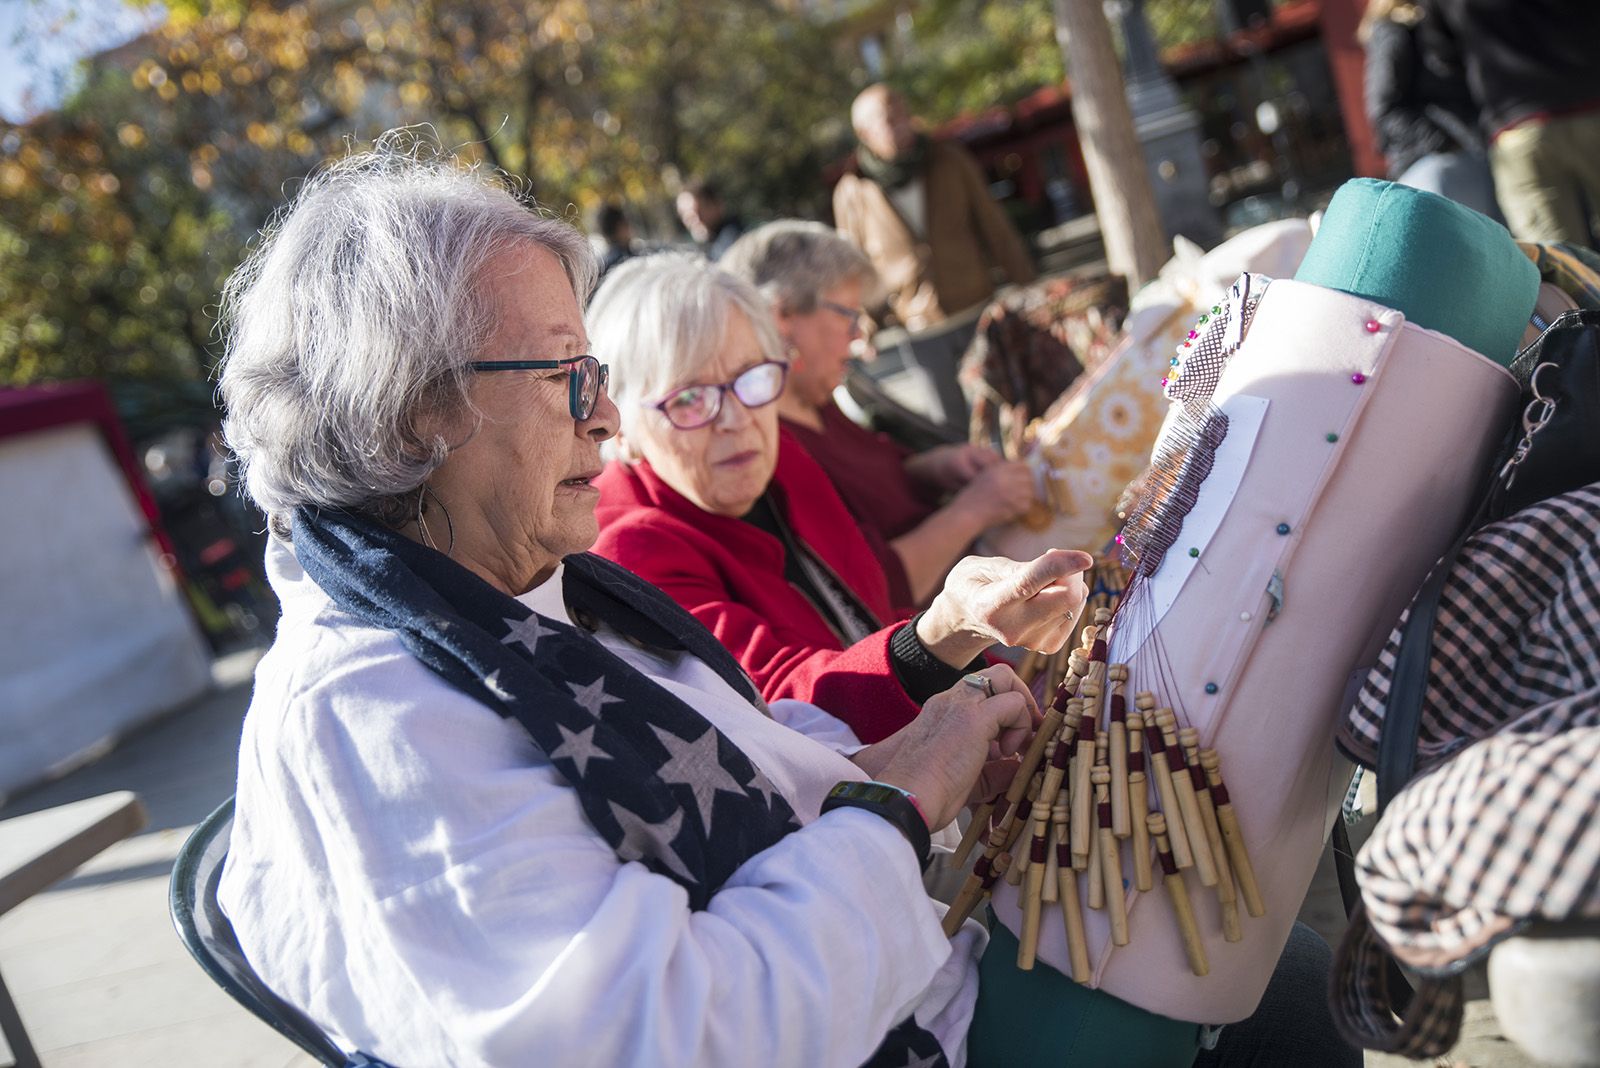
[{"left": 169, "top": 797, "right": 387, "bottom": 1067}]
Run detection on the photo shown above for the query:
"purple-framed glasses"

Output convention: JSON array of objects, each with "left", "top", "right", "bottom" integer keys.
[{"left": 650, "top": 360, "right": 789, "bottom": 430}]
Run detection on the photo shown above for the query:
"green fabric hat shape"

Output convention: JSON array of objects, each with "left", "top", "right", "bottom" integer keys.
[{"left": 1294, "top": 178, "right": 1538, "bottom": 364}]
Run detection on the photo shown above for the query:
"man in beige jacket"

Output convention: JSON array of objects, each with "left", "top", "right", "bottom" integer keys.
[
  {"left": 833, "top": 85, "right": 1036, "bottom": 430},
  {"left": 833, "top": 84, "right": 1037, "bottom": 333}
]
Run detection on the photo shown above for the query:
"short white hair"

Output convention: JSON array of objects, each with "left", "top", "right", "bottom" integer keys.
[
  {"left": 587, "top": 252, "right": 782, "bottom": 460},
  {"left": 720, "top": 220, "right": 880, "bottom": 314},
  {"left": 218, "top": 135, "right": 596, "bottom": 531}
]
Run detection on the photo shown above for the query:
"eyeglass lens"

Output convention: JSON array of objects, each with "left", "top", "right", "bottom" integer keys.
[
  {"left": 571, "top": 356, "right": 609, "bottom": 420},
  {"left": 659, "top": 361, "right": 787, "bottom": 429}
]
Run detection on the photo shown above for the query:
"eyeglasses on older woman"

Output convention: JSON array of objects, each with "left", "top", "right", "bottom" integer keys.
[
  {"left": 649, "top": 358, "right": 789, "bottom": 430},
  {"left": 469, "top": 354, "right": 609, "bottom": 420}
]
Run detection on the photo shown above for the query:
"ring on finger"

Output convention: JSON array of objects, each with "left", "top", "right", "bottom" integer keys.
[{"left": 962, "top": 672, "right": 995, "bottom": 698}]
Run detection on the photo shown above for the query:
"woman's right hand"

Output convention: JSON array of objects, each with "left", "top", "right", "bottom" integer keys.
[
  {"left": 951, "top": 459, "right": 1038, "bottom": 527},
  {"left": 872, "top": 665, "right": 1039, "bottom": 831},
  {"left": 915, "top": 548, "right": 1093, "bottom": 668}
]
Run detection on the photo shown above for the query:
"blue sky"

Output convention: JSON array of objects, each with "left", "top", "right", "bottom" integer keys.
[{"left": 0, "top": 0, "right": 165, "bottom": 121}]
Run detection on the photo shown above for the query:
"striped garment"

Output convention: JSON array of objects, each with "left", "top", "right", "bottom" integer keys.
[{"left": 1332, "top": 483, "right": 1600, "bottom": 1056}]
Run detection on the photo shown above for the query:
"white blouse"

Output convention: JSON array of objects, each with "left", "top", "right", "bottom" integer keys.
[{"left": 219, "top": 540, "right": 985, "bottom": 1067}]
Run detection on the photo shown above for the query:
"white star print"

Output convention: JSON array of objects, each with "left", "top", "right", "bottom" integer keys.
[
  {"left": 567, "top": 675, "right": 623, "bottom": 716},
  {"left": 608, "top": 800, "right": 695, "bottom": 883},
  {"left": 897, "top": 1050, "right": 944, "bottom": 1068},
  {"left": 549, "top": 723, "right": 610, "bottom": 776},
  {"left": 501, "top": 614, "right": 559, "bottom": 654},
  {"left": 650, "top": 725, "right": 748, "bottom": 831},
  {"left": 746, "top": 770, "right": 783, "bottom": 813}
]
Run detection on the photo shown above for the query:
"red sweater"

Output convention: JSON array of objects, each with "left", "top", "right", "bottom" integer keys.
[
  {"left": 781, "top": 402, "right": 936, "bottom": 615},
  {"left": 592, "top": 430, "right": 921, "bottom": 742}
]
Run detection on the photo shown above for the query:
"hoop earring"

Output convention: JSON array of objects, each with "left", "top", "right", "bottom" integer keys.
[{"left": 416, "top": 485, "right": 455, "bottom": 556}]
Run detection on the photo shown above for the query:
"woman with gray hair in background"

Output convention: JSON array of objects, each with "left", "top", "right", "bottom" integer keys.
[
  {"left": 212, "top": 139, "right": 1061, "bottom": 1067},
  {"left": 721, "top": 221, "right": 1036, "bottom": 608},
  {"left": 591, "top": 251, "right": 1093, "bottom": 744}
]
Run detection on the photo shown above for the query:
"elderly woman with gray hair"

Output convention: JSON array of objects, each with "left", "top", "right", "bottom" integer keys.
[
  {"left": 720, "top": 221, "right": 1036, "bottom": 608},
  {"left": 212, "top": 142, "right": 1074, "bottom": 1067},
  {"left": 591, "top": 252, "right": 1090, "bottom": 744}
]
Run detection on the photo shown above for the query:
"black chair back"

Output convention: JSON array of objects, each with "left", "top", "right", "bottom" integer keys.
[{"left": 169, "top": 797, "right": 386, "bottom": 1067}]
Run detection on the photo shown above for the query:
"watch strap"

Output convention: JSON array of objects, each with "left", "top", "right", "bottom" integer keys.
[{"left": 820, "top": 780, "right": 933, "bottom": 871}]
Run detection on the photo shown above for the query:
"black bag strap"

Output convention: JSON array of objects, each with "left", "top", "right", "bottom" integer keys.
[{"left": 1375, "top": 527, "right": 1471, "bottom": 812}]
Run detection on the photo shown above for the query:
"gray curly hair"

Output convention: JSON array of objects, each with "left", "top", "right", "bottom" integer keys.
[
  {"left": 719, "top": 219, "right": 880, "bottom": 314},
  {"left": 217, "top": 135, "right": 596, "bottom": 534}
]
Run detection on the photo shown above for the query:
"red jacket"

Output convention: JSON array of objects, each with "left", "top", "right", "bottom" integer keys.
[{"left": 592, "top": 430, "right": 922, "bottom": 742}]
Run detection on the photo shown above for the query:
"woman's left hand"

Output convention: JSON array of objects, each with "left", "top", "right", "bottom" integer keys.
[{"left": 905, "top": 443, "right": 1003, "bottom": 492}]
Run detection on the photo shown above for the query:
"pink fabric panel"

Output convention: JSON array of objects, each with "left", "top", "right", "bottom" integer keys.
[{"left": 992, "top": 279, "right": 1517, "bottom": 1022}]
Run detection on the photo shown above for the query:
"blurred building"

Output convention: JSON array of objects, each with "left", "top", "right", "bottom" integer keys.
[{"left": 823, "top": 0, "right": 1375, "bottom": 257}]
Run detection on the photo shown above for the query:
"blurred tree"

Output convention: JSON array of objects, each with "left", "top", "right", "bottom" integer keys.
[
  {"left": 895, "top": 0, "right": 1289, "bottom": 122},
  {"left": 0, "top": 0, "right": 853, "bottom": 387},
  {"left": 0, "top": 70, "right": 239, "bottom": 385}
]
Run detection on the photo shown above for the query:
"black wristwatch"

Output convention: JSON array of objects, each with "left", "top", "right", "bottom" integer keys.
[{"left": 821, "top": 780, "right": 933, "bottom": 871}]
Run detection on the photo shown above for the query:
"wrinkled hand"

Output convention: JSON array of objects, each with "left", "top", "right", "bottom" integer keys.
[
  {"left": 875, "top": 665, "right": 1039, "bottom": 831},
  {"left": 917, "top": 549, "right": 1093, "bottom": 667},
  {"left": 907, "top": 442, "right": 1005, "bottom": 492},
  {"left": 951, "top": 459, "right": 1037, "bottom": 526}
]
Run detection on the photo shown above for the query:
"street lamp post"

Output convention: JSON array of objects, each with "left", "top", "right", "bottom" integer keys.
[{"left": 1109, "top": 0, "right": 1223, "bottom": 248}]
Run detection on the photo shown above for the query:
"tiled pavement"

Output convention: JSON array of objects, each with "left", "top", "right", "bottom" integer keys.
[{"left": 0, "top": 651, "right": 1535, "bottom": 1066}]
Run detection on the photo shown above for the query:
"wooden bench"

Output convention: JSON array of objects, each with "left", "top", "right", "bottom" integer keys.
[{"left": 0, "top": 791, "right": 147, "bottom": 1068}]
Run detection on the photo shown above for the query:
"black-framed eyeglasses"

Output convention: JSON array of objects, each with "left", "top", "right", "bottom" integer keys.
[
  {"left": 819, "top": 299, "right": 866, "bottom": 336},
  {"left": 469, "top": 355, "right": 609, "bottom": 421},
  {"left": 650, "top": 359, "right": 789, "bottom": 430}
]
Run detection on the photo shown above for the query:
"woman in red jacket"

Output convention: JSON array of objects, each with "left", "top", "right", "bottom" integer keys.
[{"left": 591, "top": 253, "right": 1090, "bottom": 742}]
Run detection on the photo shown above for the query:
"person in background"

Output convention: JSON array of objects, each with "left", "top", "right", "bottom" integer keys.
[
  {"left": 1423, "top": 0, "right": 1600, "bottom": 245},
  {"left": 676, "top": 177, "right": 745, "bottom": 260},
  {"left": 833, "top": 84, "right": 1036, "bottom": 335},
  {"left": 721, "top": 220, "right": 1036, "bottom": 609},
  {"left": 1362, "top": 0, "right": 1501, "bottom": 220},
  {"left": 833, "top": 84, "right": 1038, "bottom": 434},
  {"left": 591, "top": 252, "right": 1088, "bottom": 743},
  {"left": 596, "top": 202, "right": 636, "bottom": 277}
]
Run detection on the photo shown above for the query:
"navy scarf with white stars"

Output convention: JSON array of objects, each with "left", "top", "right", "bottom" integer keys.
[{"left": 291, "top": 507, "right": 946, "bottom": 1068}]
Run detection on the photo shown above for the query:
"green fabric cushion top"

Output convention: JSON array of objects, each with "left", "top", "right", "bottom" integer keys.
[{"left": 1294, "top": 178, "right": 1539, "bottom": 364}]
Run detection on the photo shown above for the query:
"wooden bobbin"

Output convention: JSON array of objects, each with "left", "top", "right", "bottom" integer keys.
[
  {"left": 1006, "top": 777, "right": 1044, "bottom": 885},
  {"left": 980, "top": 688, "right": 1068, "bottom": 870},
  {"left": 1035, "top": 734, "right": 1073, "bottom": 817},
  {"left": 1181, "top": 730, "right": 1241, "bottom": 942},
  {"left": 1125, "top": 711, "right": 1155, "bottom": 890},
  {"left": 1018, "top": 800, "right": 1054, "bottom": 970},
  {"left": 1094, "top": 766, "right": 1130, "bottom": 945},
  {"left": 1201, "top": 748, "right": 1265, "bottom": 918},
  {"left": 951, "top": 799, "right": 995, "bottom": 870},
  {"left": 1042, "top": 819, "right": 1062, "bottom": 904},
  {"left": 1086, "top": 808, "right": 1105, "bottom": 910},
  {"left": 1070, "top": 689, "right": 1098, "bottom": 868},
  {"left": 1138, "top": 698, "right": 1193, "bottom": 870},
  {"left": 1108, "top": 664, "right": 1132, "bottom": 838},
  {"left": 1156, "top": 710, "right": 1218, "bottom": 888},
  {"left": 942, "top": 825, "right": 1005, "bottom": 936},
  {"left": 1052, "top": 798, "right": 1091, "bottom": 982},
  {"left": 1148, "top": 812, "right": 1209, "bottom": 977}
]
